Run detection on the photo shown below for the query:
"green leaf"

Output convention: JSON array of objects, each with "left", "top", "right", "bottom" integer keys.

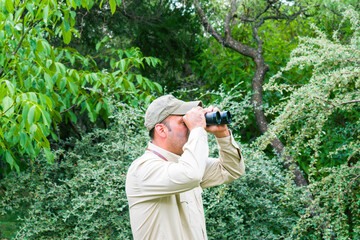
[
  {"left": 154, "top": 82, "right": 163, "bottom": 93},
  {"left": 145, "top": 95, "right": 153, "bottom": 104},
  {"left": 118, "top": 59, "right": 127, "bottom": 72},
  {"left": 43, "top": 5, "right": 49, "bottom": 25},
  {"left": 58, "top": 77, "right": 67, "bottom": 91},
  {"left": 74, "top": 0, "right": 81, "bottom": 7},
  {"left": 45, "top": 95, "right": 53, "bottom": 109},
  {"left": 20, "top": 132, "right": 28, "bottom": 148},
  {"left": 99, "top": 0, "right": 104, "bottom": 9},
  {"left": 96, "top": 41, "right": 101, "bottom": 51},
  {"left": 5, "top": 80, "right": 15, "bottom": 96},
  {"left": 28, "top": 92, "right": 38, "bottom": 102},
  {"left": 145, "top": 78, "right": 154, "bottom": 91},
  {"left": 62, "top": 26, "right": 72, "bottom": 44},
  {"left": 5, "top": 150, "right": 17, "bottom": 171},
  {"left": 110, "top": 58, "right": 116, "bottom": 69},
  {"left": 29, "top": 121, "right": 37, "bottom": 133},
  {"left": 85, "top": 100, "right": 96, "bottom": 122},
  {"left": 2, "top": 96, "right": 14, "bottom": 116},
  {"left": 136, "top": 75, "right": 143, "bottom": 85},
  {"left": 55, "top": 62, "right": 67, "bottom": 76},
  {"left": 36, "top": 39, "right": 44, "bottom": 54},
  {"left": 5, "top": 0, "right": 14, "bottom": 14},
  {"left": 44, "top": 148, "right": 54, "bottom": 164},
  {"left": 41, "top": 110, "right": 51, "bottom": 127},
  {"left": 67, "top": 110, "right": 77, "bottom": 123},
  {"left": 110, "top": 0, "right": 116, "bottom": 15},
  {"left": 44, "top": 72, "right": 53, "bottom": 90},
  {"left": 95, "top": 101, "right": 102, "bottom": 114},
  {"left": 50, "top": 131, "right": 58, "bottom": 141},
  {"left": 28, "top": 105, "right": 36, "bottom": 125},
  {"left": 64, "top": 19, "right": 70, "bottom": 32},
  {"left": 68, "top": 80, "right": 78, "bottom": 95}
]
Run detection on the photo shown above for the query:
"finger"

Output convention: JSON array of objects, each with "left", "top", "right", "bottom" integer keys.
[
  {"left": 213, "top": 107, "right": 221, "bottom": 112},
  {"left": 204, "top": 105, "right": 214, "bottom": 113}
]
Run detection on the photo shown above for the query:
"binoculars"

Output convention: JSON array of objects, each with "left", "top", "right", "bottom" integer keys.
[{"left": 205, "top": 111, "right": 232, "bottom": 125}]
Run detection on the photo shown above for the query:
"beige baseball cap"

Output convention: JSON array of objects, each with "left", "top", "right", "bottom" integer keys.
[{"left": 145, "top": 95, "right": 202, "bottom": 131}]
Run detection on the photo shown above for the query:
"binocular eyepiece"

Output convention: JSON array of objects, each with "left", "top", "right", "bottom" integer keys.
[{"left": 205, "top": 111, "right": 232, "bottom": 125}]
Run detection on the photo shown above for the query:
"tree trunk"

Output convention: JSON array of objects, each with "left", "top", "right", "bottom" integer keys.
[{"left": 194, "top": 0, "right": 308, "bottom": 187}]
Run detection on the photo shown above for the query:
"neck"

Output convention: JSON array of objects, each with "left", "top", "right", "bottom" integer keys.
[{"left": 151, "top": 139, "right": 182, "bottom": 155}]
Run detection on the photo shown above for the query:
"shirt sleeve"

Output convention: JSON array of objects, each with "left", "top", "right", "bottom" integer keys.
[
  {"left": 200, "top": 132, "right": 245, "bottom": 189},
  {"left": 126, "top": 127, "right": 208, "bottom": 200}
]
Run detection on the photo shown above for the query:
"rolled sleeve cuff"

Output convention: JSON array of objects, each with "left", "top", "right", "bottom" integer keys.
[{"left": 216, "top": 130, "right": 240, "bottom": 149}]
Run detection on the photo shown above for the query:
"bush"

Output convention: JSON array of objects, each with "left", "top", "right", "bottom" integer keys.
[
  {"left": 1, "top": 103, "right": 147, "bottom": 239},
  {"left": 204, "top": 144, "right": 303, "bottom": 240},
  {"left": 261, "top": 4, "right": 360, "bottom": 239}
]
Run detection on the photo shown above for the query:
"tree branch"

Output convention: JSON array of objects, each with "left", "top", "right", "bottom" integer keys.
[
  {"left": 224, "top": 0, "right": 237, "bottom": 40},
  {"left": 60, "top": 98, "right": 87, "bottom": 114},
  {"left": 193, "top": 0, "right": 225, "bottom": 45},
  {"left": 337, "top": 99, "right": 360, "bottom": 106},
  {"left": 255, "top": 0, "right": 278, "bottom": 20},
  {"left": 0, "top": 24, "right": 34, "bottom": 78},
  {"left": 0, "top": 101, "right": 16, "bottom": 117}
]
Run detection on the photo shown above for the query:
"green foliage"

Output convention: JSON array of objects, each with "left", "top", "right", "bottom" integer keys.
[
  {"left": 1, "top": 1, "right": 360, "bottom": 239},
  {"left": 66, "top": 0, "right": 202, "bottom": 92},
  {"left": 0, "top": 0, "right": 161, "bottom": 172},
  {"left": 204, "top": 147, "right": 302, "bottom": 240},
  {"left": 262, "top": 5, "right": 360, "bottom": 174},
  {"left": 289, "top": 164, "right": 360, "bottom": 239},
  {"left": 260, "top": 4, "right": 360, "bottom": 238},
  {"left": 0, "top": 96, "right": 305, "bottom": 239},
  {"left": 190, "top": 39, "right": 255, "bottom": 92},
  {"left": 1, "top": 102, "right": 147, "bottom": 239},
  {"left": 0, "top": 213, "right": 19, "bottom": 239},
  {"left": 189, "top": 1, "right": 318, "bottom": 143},
  {"left": 2, "top": 81, "right": 356, "bottom": 238}
]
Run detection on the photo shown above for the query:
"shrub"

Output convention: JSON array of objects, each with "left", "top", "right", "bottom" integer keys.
[
  {"left": 204, "top": 146, "right": 302, "bottom": 240},
  {"left": 261, "top": 4, "right": 360, "bottom": 239},
  {"left": 1, "top": 103, "right": 147, "bottom": 239}
]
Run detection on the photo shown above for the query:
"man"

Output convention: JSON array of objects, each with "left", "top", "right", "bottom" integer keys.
[{"left": 125, "top": 95, "right": 245, "bottom": 240}]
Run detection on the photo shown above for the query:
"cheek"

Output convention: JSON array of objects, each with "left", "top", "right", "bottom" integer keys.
[
  {"left": 183, "top": 128, "right": 190, "bottom": 139},
  {"left": 176, "top": 126, "right": 189, "bottom": 138}
]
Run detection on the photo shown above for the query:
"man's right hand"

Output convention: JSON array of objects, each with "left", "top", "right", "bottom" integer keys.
[{"left": 183, "top": 107, "right": 206, "bottom": 131}]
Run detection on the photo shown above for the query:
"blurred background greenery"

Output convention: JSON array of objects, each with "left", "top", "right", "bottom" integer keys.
[{"left": 0, "top": 0, "right": 359, "bottom": 239}]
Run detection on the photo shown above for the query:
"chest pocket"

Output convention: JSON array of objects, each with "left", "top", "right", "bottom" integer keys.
[{"left": 179, "top": 187, "right": 204, "bottom": 227}]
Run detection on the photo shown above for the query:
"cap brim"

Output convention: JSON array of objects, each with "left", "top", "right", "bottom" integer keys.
[{"left": 171, "top": 100, "right": 202, "bottom": 115}]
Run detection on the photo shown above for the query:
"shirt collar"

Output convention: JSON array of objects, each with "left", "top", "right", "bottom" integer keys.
[{"left": 147, "top": 142, "right": 180, "bottom": 163}]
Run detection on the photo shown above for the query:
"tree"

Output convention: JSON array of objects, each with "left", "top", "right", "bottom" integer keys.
[
  {"left": 56, "top": 0, "right": 203, "bottom": 91},
  {"left": 193, "top": 0, "right": 320, "bottom": 187},
  {"left": 0, "top": 0, "right": 161, "bottom": 173}
]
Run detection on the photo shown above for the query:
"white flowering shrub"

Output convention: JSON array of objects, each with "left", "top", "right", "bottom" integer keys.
[
  {"left": 261, "top": 5, "right": 360, "bottom": 239},
  {"left": 204, "top": 146, "right": 302, "bottom": 239}
]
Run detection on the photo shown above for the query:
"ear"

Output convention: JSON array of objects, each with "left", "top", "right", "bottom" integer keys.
[{"left": 154, "top": 124, "right": 168, "bottom": 139}]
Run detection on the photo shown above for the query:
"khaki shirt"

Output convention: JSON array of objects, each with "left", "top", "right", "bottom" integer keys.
[{"left": 126, "top": 127, "right": 245, "bottom": 240}]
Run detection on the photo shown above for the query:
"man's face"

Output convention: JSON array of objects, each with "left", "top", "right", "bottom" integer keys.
[{"left": 163, "top": 115, "right": 189, "bottom": 155}]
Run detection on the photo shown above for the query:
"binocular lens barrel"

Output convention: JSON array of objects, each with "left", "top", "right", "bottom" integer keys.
[
  {"left": 204, "top": 111, "right": 221, "bottom": 125},
  {"left": 220, "top": 111, "right": 232, "bottom": 124},
  {"left": 205, "top": 111, "right": 232, "bottom": 125}
]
